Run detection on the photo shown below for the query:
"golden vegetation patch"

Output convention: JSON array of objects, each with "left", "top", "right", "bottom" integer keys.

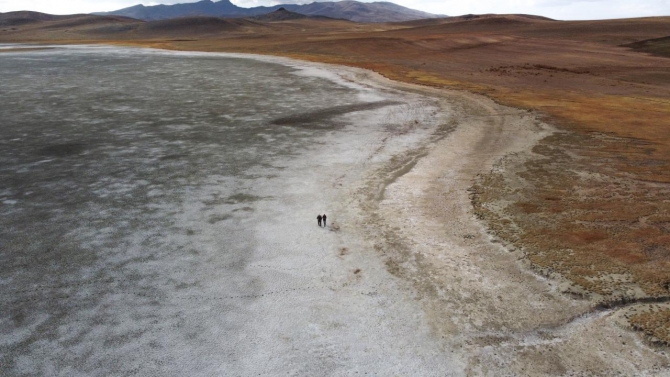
[
  {"left": 630, "top": 308, "right": 670, "bottom": 345},
  {"left": 472, "top": 131, "right": 670, "bottom": 300}
]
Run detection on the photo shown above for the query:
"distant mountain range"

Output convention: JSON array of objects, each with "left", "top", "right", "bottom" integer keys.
[
  {"left": 94, "top": 0, "right": 442, "bottom": 23},
  {"left": 253, "top": 7, "right": 322, "bottom": 22}
]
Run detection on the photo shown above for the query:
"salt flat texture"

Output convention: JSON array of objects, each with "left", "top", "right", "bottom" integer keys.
[{"left": 0, "top": 45, "right": 455, "bottom": 375}]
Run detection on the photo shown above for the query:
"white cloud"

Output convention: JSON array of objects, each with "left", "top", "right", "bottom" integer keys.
[
  {"left": 0, "top": 0, "right": 197, "bottom": 14},
  {"left": 0, "top": 0, "right": 668, "bottom": 20}
]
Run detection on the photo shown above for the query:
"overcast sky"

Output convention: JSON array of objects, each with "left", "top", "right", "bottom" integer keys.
[{"left": 1, "top": 0, "right": 669, "bottom": 20}]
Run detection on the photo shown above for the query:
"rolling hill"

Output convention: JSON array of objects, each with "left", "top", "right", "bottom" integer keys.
[
  {"left": 253, "top": 8, "right": 311, "bottom": 22},
  {"left": 0, "top": 11, "right": 77, "bottom": 27},
  {"left": 94, "top": 0, "right": 442, "bottom": 23}
]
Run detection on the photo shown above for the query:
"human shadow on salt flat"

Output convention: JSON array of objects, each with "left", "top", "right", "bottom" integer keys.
[{"left": 271, "top": 100, "right": 403, "bottom": 128}]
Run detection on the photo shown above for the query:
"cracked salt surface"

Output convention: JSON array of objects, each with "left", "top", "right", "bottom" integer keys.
[{"left": 0, "top": 45, "right": 456, "bottom": 375}]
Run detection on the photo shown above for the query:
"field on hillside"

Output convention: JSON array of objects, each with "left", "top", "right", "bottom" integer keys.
[{"left": 3, "top": 10, "right": 670, "bottom": 344}]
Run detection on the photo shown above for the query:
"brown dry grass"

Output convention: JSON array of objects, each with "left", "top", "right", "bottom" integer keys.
[
  {"left": 631, "top": 309, "right": 670, "bottom": 344},
  {"left": 472, "top": 130, "right": 670, "bottom": 299}
]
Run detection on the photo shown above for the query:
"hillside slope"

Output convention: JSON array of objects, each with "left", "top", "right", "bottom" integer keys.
[{"left": 95, "top": 0, "right": 441, "bottom": 23}]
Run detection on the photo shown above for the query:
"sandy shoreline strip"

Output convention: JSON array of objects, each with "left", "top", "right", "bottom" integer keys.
[
  {"left": 195, "top": 50, "right": 465, "bottom": 374},
  {"left": 260, "top": 53, "right": 670, "bottom": 374},
  {"left": 215, "top": 50, "right": 669, "bottom": 374},
  {"left": 354, "top": 68, "right": 670, "bottom": 375}
]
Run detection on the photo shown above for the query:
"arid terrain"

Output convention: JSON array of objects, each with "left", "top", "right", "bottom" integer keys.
[{"left": 3, "top": 9, "right": 670, "bottom": 374}]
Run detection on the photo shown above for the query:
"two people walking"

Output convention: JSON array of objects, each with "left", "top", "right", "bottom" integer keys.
[{"left": 317, "top": 214, "right": 327, "bottom": 227}]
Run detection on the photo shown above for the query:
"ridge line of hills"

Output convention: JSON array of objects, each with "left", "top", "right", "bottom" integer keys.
[{"left": 93, "top": 0, "right": 444, "bottom": 23}]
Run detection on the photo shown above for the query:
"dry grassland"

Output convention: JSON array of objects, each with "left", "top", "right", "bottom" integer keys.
[{"left": 631, "top": 307, "right": 670, "bottom": 343}]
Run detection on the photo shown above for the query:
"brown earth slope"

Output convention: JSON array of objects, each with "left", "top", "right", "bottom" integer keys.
[
  {"left": 627, "top": 36, "right": 670, "bottom": 58},
  {"left": 2, "top": 12, "right": 670, "bottom": 343}
]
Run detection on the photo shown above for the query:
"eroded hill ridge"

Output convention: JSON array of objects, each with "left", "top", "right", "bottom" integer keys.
[{"left": 94, "top": 0, "right": 442, "bottom": 23}]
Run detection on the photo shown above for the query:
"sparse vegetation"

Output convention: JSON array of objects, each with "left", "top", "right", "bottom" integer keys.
[
  {"left": 630, "top": 308, "right": 670, "bottom": 345},
  {"left": 471, "top": 129, "right": 670, "bottom": 333}
]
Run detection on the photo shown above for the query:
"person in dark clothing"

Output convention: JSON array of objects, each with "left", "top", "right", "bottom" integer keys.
[
  {"left": 317, "top": 214, "right": 322, "bottom": 227},
  {"left": 322, "top": 214, "right": 327, "bottom": 227}
]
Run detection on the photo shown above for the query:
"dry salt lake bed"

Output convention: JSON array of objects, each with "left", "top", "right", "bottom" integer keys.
[
  {"left": 2, "top": 45, "right": 668, "bottom": 376},
  {"left": 0, "top": 45, "right": 455, "bottom": 375}
]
